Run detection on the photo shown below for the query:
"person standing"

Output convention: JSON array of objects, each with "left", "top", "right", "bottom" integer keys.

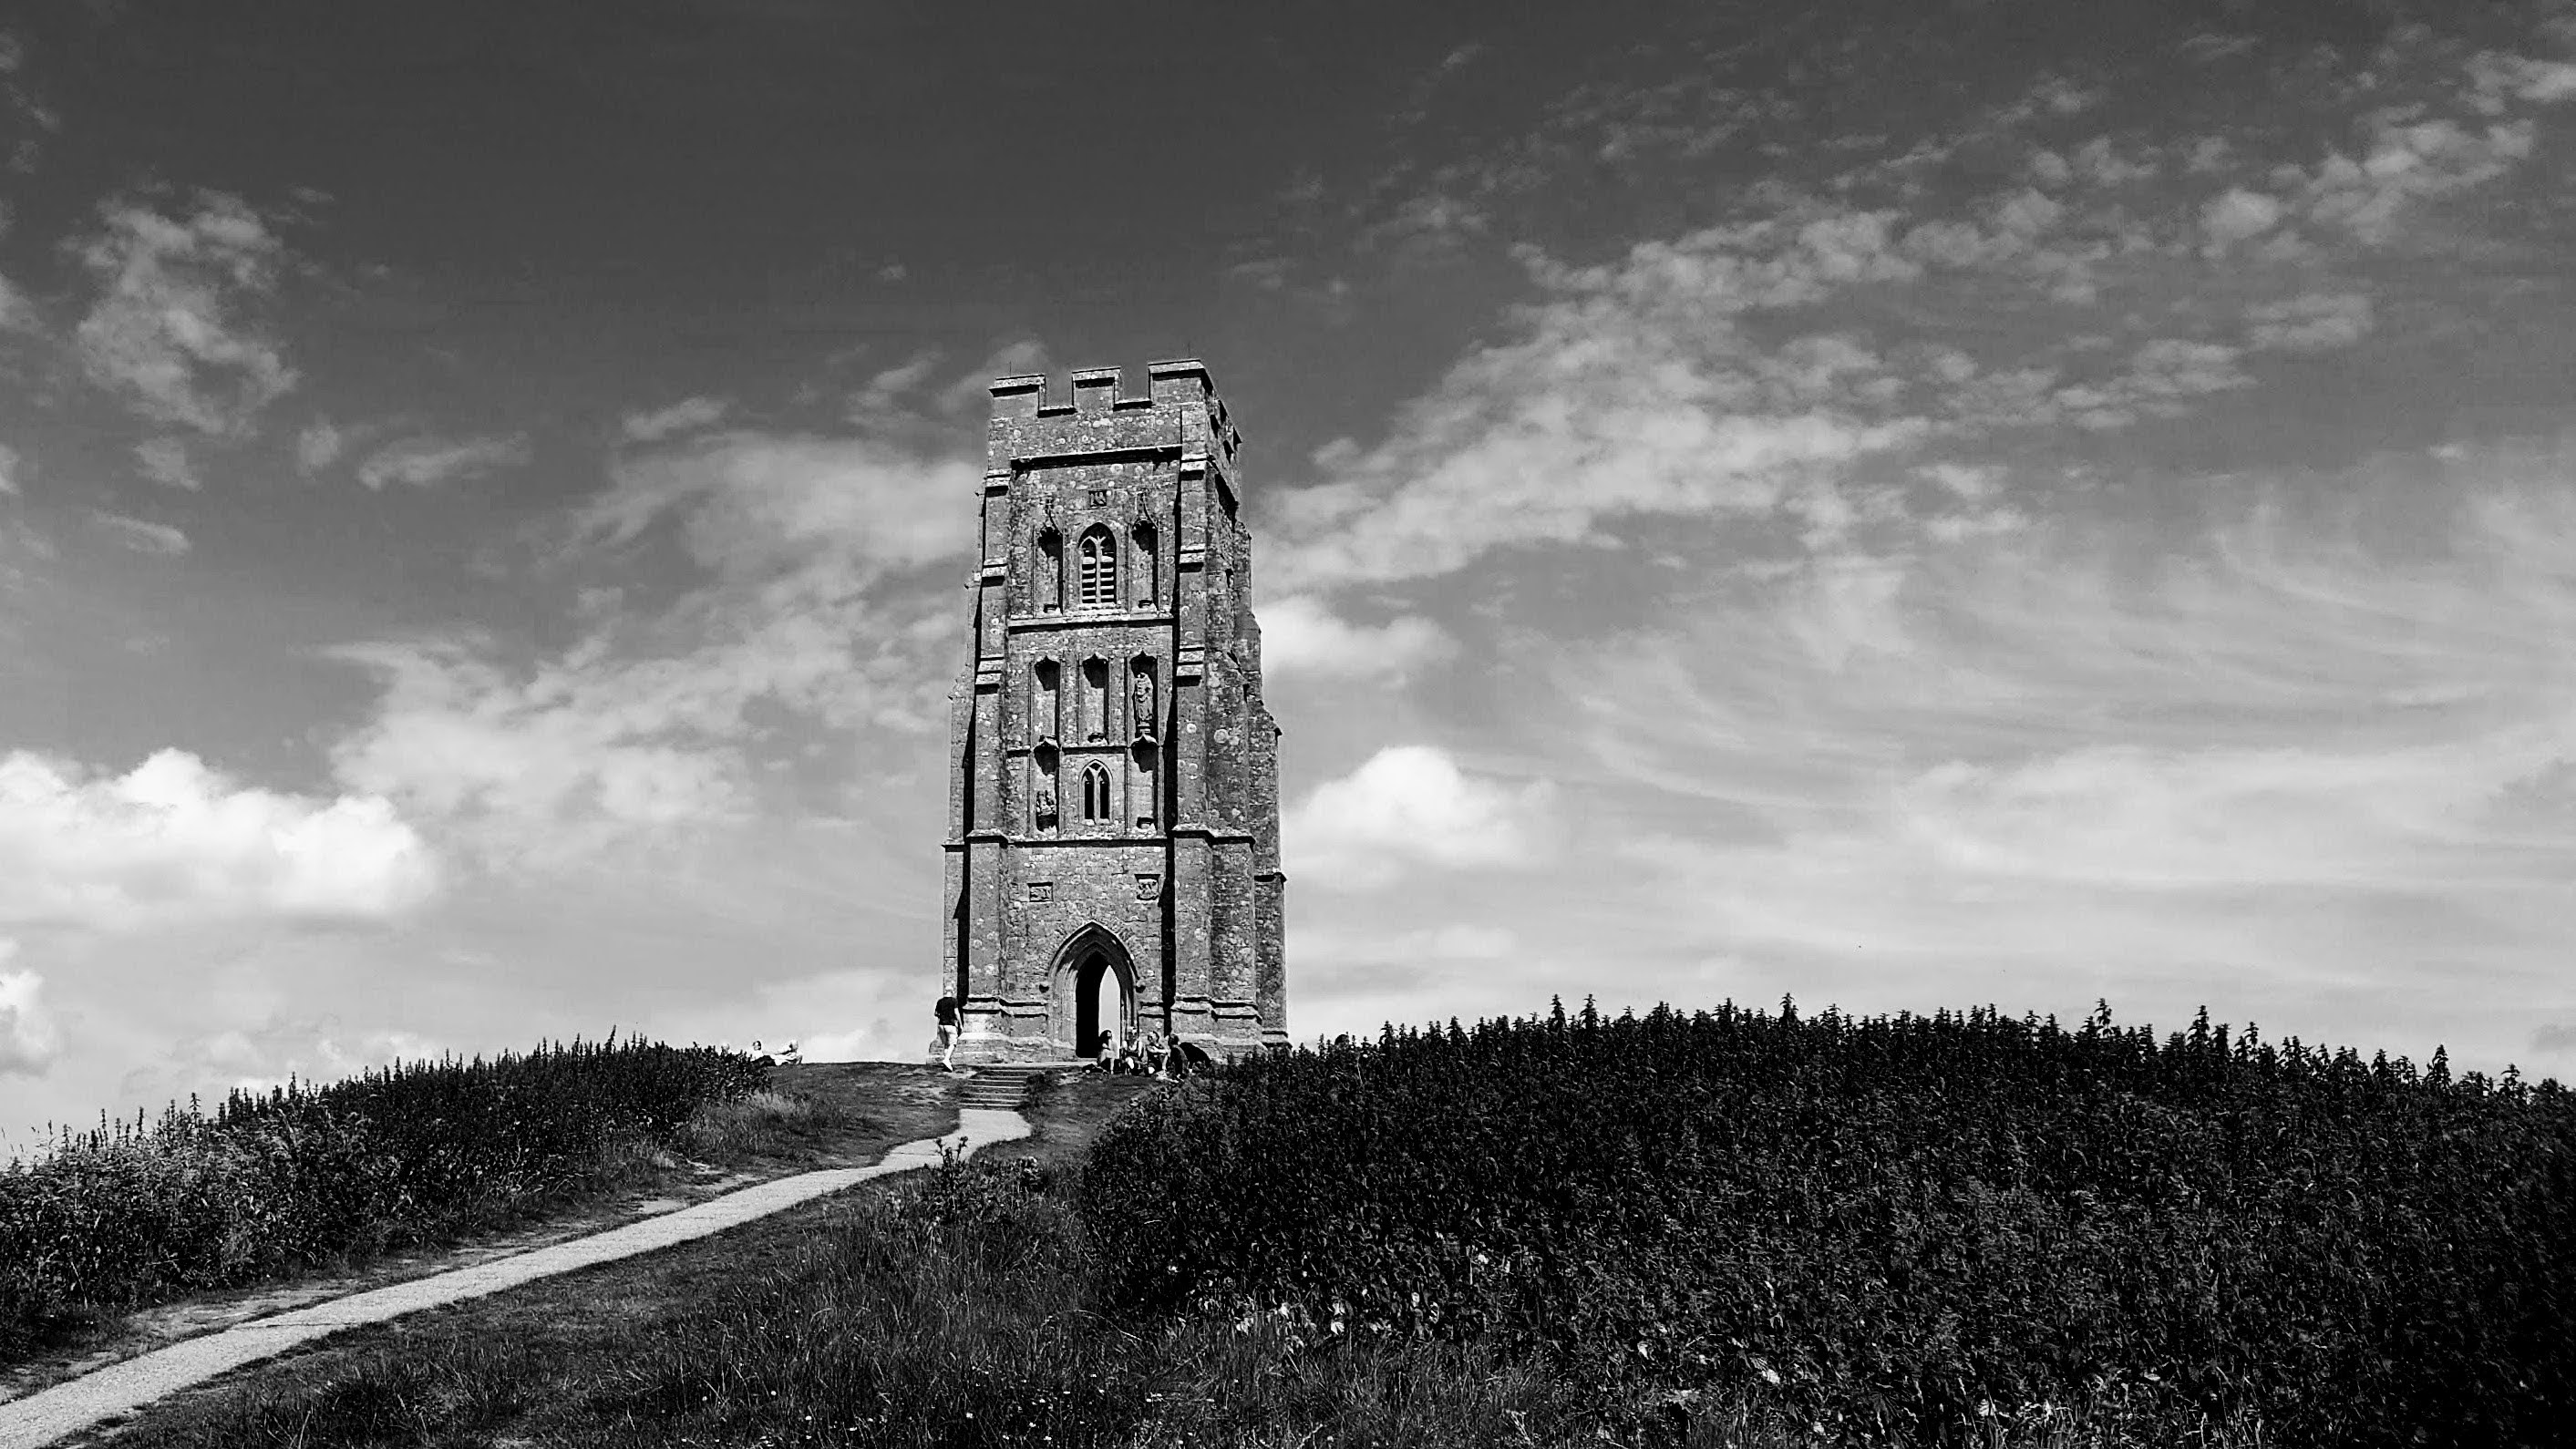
[{"left": 934, "top": 994, "right": 961, "bottom": 1072}]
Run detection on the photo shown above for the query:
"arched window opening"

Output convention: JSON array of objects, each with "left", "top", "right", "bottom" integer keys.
[
  {"left": 1132, "top": 523, "right": 1158, "bottom": 608},
  {"left": 1081, "top": 762, "right": 1110, "bottom": 823},
  {"left": 1036, "top": 529, "right": 1063, "bottom": 612},
  {"left": 1077, "top": 526, "right": 1118, "bottom": 608},
  {"left": 1081, "top": 656, "right": 1108, "bottom": 742},
  {"left": 1032, "top": 744, "right": 1060, "bottom": 831},
  {"left": 1032, "top": 659, "right": 1060, "bottom": 742}
]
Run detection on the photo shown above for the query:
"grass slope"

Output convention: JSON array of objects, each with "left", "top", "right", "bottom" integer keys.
[{"left": 2, "top": 1062, "right": 955, "bottom": 1403}]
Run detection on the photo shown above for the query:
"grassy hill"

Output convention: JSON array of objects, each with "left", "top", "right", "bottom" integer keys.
[
  {"left": 18, "top": 1002, "right": 2575, "bottom": 1447},
  {"left": 1, "top": 1044, "right": 955, "bottom": 1392}
]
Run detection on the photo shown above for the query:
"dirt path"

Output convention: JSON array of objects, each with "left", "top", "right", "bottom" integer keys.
[{"left": 0, "top": 1107, "right": 1029, "bottom": 1449}]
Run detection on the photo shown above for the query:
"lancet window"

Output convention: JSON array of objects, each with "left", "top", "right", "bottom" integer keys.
[{"left": 1077, "top": 526, "right": 1117, "bottom": 608}]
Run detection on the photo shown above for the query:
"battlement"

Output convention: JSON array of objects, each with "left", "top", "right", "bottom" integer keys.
[{"left": 990, "top": 359, "right": 1217, "bottom": 421}]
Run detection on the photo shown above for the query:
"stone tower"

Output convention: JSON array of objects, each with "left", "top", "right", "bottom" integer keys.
[{"left": 938, "top": 360, "right": 1285, "bottom": 1064}]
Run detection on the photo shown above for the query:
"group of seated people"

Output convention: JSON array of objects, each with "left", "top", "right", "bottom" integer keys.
[{"left": 1088, "top": 1028, "right": 1208, "bottom": 1077}]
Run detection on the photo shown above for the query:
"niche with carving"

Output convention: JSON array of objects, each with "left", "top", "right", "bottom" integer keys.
[
  {"left": 1032, "top": 658, "right": 1060, "bottom": 743},
  {"left": 1031, "top": 744, "right": 1059, "bottom": 832},
  {"left": 1036, "top": 529, "right": 1063, "bottom": 612},
  {"left": 1131, "top": 740, "right": 1159, "bottom": 829},
  {"left": 1081, "top": 656, "right": 1108, "bottom": 742},
  {"left": 1132, "top": 522, "right": 1158, "bottom": 608},
  {"left": 1129, "top": 657, "right": 1157, "bottom": 740}
]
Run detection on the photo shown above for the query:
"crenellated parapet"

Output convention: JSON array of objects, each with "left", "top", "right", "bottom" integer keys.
[{"left": 986, "top": 360, "right": 1242, "bottom": 494}]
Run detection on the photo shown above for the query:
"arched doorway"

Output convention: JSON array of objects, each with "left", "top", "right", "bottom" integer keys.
[{"left": 1052, "top": 924, "right": 1136, "bottom": 1060}]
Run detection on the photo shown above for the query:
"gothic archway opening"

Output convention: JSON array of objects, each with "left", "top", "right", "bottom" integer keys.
[{"left": 1054, "top": 925, "right": 1136, "bottom": 1060}]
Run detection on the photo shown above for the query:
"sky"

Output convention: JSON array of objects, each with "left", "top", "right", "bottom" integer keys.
[{"left": 6, "top": 0, "right": 2576, "bottom": 1139}]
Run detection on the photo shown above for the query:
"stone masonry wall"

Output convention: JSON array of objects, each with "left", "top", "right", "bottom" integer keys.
[{"left": 939, "top": 361, "right": 1284, "bottom": 1063}]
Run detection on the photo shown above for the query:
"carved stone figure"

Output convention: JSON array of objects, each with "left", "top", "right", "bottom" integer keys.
[{"left": 1132, "top": 672, "right": 1156, "bottom": 736}]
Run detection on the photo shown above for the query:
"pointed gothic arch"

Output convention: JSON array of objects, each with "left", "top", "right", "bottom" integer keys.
[
  {"left": 1048, "top": 921, "right": 1138, "bottom": 1059},
  {"left": 1077, "top": 525, "right": 1118, "bottom": 608},
  {"left": 1080, "top": 760, "right": 1110, "bottom": 822}
]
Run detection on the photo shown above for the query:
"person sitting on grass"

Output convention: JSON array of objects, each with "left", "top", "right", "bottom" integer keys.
[
  {"left": 1088, "top": 1028, "right": 1116, "bottom": 1069},
  {"left": 1138, "top": 1028, "right": 1170, "bottom": 1079}
]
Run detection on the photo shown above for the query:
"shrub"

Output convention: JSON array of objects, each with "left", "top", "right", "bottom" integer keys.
[
  {"left": 0, "top": 1033, "right": 768, "bottom": 1362},
  {"left": 1081, "top": 999, "right": 2576, "bottom": 1447}
]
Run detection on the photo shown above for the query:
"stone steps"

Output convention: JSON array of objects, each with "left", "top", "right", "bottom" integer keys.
[{"left": 949, "top": 1063, "right": 1078, "bottom": 1112}]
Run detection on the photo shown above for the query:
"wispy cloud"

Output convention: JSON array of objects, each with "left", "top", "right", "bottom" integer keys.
[
  {"left": 355, "top": 432, "right": 530, "bottom": 490},
  {"left": 89, "top": 510, "right": 190, "bottom": 556},
  {"left": 1257, "top": 595, "right": 1455, "bottom": 681},
  {"left": 620, "top": 396, "right": 729, "bottom": 444},
  {"left": 329, "top": 429, "right": 979, "bottom": 866},
  {"left": 1558, "top": 447, "right": 2576, "bottom": 1061},
  {"left": 1268, "top": 22, "right": 2576, "bottom": 600},
  {"left": 132, "top": 437, "right": 199, "bottom": 490},
  {"left": 70, "top": 191, "right": 298, "bottom": 439},
  {"left": 2244, "top": 292, "right": 2376, "bottom": 354}
]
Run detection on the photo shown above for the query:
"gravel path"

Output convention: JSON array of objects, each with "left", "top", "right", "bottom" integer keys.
[{"left": 0, "top": 1106, "right": 1030, "bottom": 1449}]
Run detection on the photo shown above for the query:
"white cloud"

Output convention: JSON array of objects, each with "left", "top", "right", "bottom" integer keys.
[
  {"left": 0, "top": 749, "right": 439, "bottom": 932},
  {"left": 0, "top": 948, "right": 59, "bottom": 1078},
  {"left": 1291, "top": 921, "right": 1516, "bottom": 968},
  {"left": 846, "top": 355, "right": 940, "bottom": 425},
  {"left": 2466, "top": 50, "right": 2576, "bottom": 110},
  {"left": 1284, "top": 745, "right": 1557, "bottom": 889},
  {"left": 2293, "top": 116, "right": 2537, "bottom": 247},
  {"left": 326, "top": 638, "right": 757, "bottom": 865},
  {"left": 1256, "top": 595, "right": 1456, "bottom": 680},
  {"left": 133, "top": 437, "right": 199, "bottom": 490},
  {"left": 0, "top": 442, "right": 19, "bottom": 495},
  {"left": 90, "top": 510, "right": 191, "bottom": 556},
  {"left": 0, "top": 272, "right": 32, "bottom": 333},
  {"left": 1561, "top": 452, "right": 2576, "bottom": 1067},
  {"left": 574, "top": 431, "right": 977, "bottom": 580},
  {"left": 2199, "top": 187, "right": 2282, "bottom": 252},
  {"left": 296, "top": 419, "right": 346, "bottom": 472},
  {"left": 934, "top": 341, "right": 1050, "bottom": 417},
  {"left": 355, "top": 433, "right": 531, "bottom": 490},
  {"left": 71, "top": 192, "right": 297, "bottom": 438},
  {"left": 2245, "top": 292, "right": 2376, "bottom": 353},
  {"left": 130, "top": 1016, "right": 447, "bottom": 1100},
  {"left": 621, "top": 396, "right": 729, "bottom": 443},
  {"left": 329, "top": 431, "right": 980, "bottom": 865}
]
